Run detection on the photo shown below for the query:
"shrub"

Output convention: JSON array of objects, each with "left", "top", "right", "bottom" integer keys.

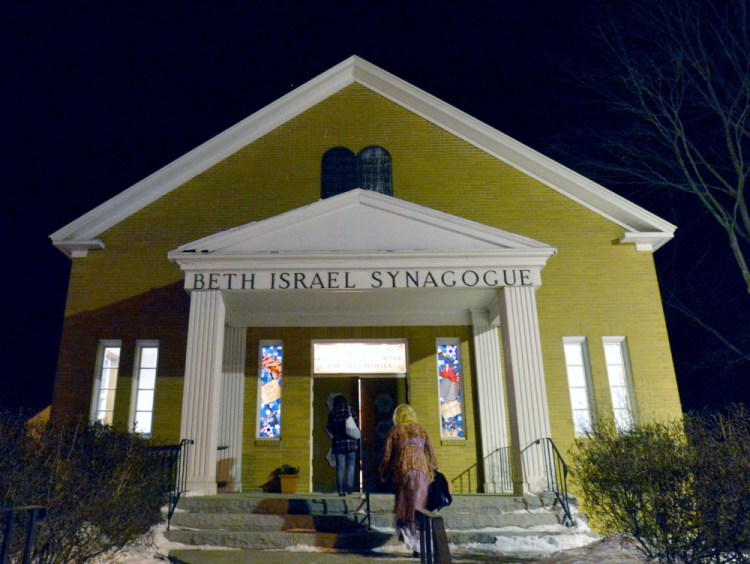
[
  {"left": 686, "top": 406, "right": 750, "bottom": 563},
  {"left": 0, "top": 414, "right": 171, "bottom": 563},
  {"left": 572, "top": 419, "right": 697, "bottom": 562},
  {"left": 573, "top": 407, "right": 750, "bottom": 563}
]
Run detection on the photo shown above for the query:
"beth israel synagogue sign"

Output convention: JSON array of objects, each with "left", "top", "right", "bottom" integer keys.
[{"left": 188, "top": 268, "right": 537, "bottom": 290}]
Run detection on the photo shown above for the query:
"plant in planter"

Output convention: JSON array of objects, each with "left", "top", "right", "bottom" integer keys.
[{"left": 273, "top": 464, "right": 300, "bottom": 493}]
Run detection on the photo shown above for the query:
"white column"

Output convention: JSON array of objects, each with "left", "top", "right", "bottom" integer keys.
[
  {"left": 180, "top": 290, "right": 226, "bottom": 496},
  {"left": 471, "top": 309, "right": 511, "bottom": 493},
  {"left": 498, "top": 286, "right": 552, "bottom": 494},
  {"left": 217, "top": 326, "right": 246, "bottom": 493}
]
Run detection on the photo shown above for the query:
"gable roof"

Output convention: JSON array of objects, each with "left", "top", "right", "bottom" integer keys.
[
  {"left": 50, "top": 56, "right": 675, "bottom": 257},
  {"left": 168, "top": 188, "right": 556, "bottom": 268}
]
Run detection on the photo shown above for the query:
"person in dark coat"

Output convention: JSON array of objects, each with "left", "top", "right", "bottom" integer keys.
[{"left": 326, "top": 395, "right": 359, "bottom": 496}]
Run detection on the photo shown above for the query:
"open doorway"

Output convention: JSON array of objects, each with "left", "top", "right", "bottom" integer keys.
[{"left": 311, "top": 376, "right": 407, "bottom": 493}]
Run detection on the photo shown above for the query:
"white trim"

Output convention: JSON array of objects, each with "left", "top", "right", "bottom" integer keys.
[
  {"left": 50, "top": 56, "right": 675, "bottom": 252},
  {"left": 129, "top": 340, "right": 159, "bottom": 436},
  {"left": 53, "top": 239, "right": 105, "bottom": 258},
  {"left": 562, "top": 337, "right": 596, "bottom": 437},
  {"left": 602, "top": 336, "right": 638, "bottom": 431},
  {"left": 90, "top": 340, "right": 122, "bottom": 424}
]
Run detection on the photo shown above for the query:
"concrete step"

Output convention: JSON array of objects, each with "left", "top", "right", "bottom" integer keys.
[
  {"left": 175, "top": 493, "right": 565, "bottom": 524},
  {"left": 164, "top": 528, "right": 394, "bottom": 551},
  {"left": 169, "top": 512, "right": 369, "bottom": 532},
  {"left": 165, "top": 525, "right": 592, "bottom": 550}
]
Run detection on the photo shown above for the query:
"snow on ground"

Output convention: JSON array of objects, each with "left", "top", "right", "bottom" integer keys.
[{"left": 98, "top": 522, "right": 645, "bottom": 563}]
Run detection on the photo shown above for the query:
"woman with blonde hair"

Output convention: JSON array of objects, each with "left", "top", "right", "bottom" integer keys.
[{"left": 378, "top": 403, "right": 439, "bottom": 555}]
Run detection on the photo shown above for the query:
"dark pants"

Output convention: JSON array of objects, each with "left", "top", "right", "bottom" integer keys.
[{"left": 335, "top": 451, "right": 357, "bottom": 494}]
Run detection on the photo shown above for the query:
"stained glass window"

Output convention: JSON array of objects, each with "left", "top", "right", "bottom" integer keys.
[
  {"left": 437, "top": 340, "right": 464, "bottom": 438},
  {"left": 257, "top": 341, "right": 283, "bottom": 439}
]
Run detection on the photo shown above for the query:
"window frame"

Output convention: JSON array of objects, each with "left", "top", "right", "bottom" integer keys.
[
  {"left": 129, "top": 340, "right": 159, "bottom": 436},
  {"left": 602, "top": 336, "right": 638, "bottom": 432},
  {"left": 256, "top": 340, "right": 284, "bottom": 440},
  {"left": 436, "top": 338, "right": 466, "bottom": 440},
  {"left": 562, "top": 337, "right": 596, "bottom": 437},
  {"left": 90, "top": 340, "right": 122, "bottom": 425}
]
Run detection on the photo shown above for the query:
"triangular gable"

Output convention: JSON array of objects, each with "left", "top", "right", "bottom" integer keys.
[
  {"left": 172, "top": 189, "right": 553, "bottom": 256},
  {"left": 51, "top": 56, "right": 675, "bottom": 257}
]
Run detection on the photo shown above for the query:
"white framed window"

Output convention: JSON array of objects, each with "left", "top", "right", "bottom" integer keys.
[
  {"left": 603, "top": 337, "right": 637, "bottom": 432},
  {"left": 563, "top": 337, "right": 596, "bottom": 437},
  {"left": 130, "top": 341, "right": 159, "bottom": 436},
  {"left": 91, "top": 341, "right": 122, "bottom": 425}
]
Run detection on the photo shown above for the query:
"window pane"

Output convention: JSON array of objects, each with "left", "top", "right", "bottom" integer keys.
[
  {"left": 134, "top": 412, "right": 152, "bottom": 434},
  {"left": 614, "top": 408, "right": 632, "bottom": 432},
  {"left": 567, "top": 365, "right": 586, "bottom": 388},
  {"left": 573, "top": 410, "right": 592, "bottom": 435},
  {"left": 101, "top": 368, "right": 118, "bottom": 389},
  {"left": 136, "top": 390, "right": 154, "bottom": 412},
  {"left": 607, "top": 365, "right": 626, "bottom": 387},
  {"left": 140, "top": 347, "right": 158, "bottom": 369},
  {"left": 604, "top": 342, "right": 623, "bottom": 365},
  {"left": 563, "top": 343, "right": 583, "bottom": 365},
  {"left": 611, "top": 386, "right": 630, "bottom": 410},
  {"left": 138, "top": 369, "right": 156, "bottom": 390},
  {"left": 570, "top": 387, "right": 590, "bottom": 410},
  {"left": 104, "top": 347, "right": 121, "bottom": 368},
  {"left": 100, "top": 411, "right": 114, "bottom": 425}
]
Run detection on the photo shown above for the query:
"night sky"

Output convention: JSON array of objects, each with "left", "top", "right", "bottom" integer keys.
[{"left": 5, "top": 2, "right": 748, "bottom": 414}]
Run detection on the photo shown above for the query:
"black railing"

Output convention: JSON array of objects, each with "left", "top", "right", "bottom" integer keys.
[
  {"left": 147, "top": 438, "right": 193, "bottom": 530},
  {"left": 361, "top": 443, "right": 372, "bottom": 530},
  {"left": 451, "top": 445, "right": 512, "bottom": 494},
  {"left": 416, "top": 508, "right": 452, "bottom": 563},
  {"left": 1, "top": 505, "right": 46, "bottom": 564},
  {"left": 521, "top": 437, "right": 574, "bottom": 526}
]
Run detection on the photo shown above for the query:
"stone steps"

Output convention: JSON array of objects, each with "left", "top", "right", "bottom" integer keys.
[{"left": 164, "top": 493, "right": 586, "bottom": 553}]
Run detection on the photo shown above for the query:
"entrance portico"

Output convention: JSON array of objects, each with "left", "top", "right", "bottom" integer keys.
[{"left": 168, "top": 189, "right": 556, "bottom": 496}]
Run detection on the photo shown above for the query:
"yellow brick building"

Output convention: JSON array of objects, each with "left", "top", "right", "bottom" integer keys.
[{"left": 49, "top": 57, "right": 681, "bottom": 497}]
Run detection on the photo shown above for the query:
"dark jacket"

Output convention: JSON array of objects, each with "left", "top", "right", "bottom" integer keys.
[{"left": 327, "top": 405, "right": 359, "bottom": 454}]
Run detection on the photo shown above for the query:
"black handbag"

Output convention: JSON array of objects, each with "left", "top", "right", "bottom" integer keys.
[{"left": 426, "top": 471, "right": 452, "bottom": 511}]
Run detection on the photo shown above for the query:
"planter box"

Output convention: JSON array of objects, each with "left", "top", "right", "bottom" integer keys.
[{"left": 279, "top": 474, "right": 298, "bottom": 493}]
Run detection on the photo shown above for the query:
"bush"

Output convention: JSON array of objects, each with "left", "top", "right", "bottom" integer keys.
[
  {"left": 572, "top": 419, "right": 696, "bottom": 562},
  {"left": 0, "top": 414, "right": 172, "bottom": 563},
  {"left": 687, "top": 406, "right": 750, "bottom": 563},
  {"left": 573, "top": 407, "right": 750, "bottom": 563}
]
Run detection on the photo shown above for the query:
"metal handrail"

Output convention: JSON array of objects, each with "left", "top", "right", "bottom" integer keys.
[
  {"left": 451, "top": 445, "right": 512, "bottom": 494},
  {"left": 521, "top": 437, "right": 574, "bottom": 526},
  {"left": 361, "top": 443, "right": 372, "bottom": 530},
  {"left": 416, "top": 508, "right": 452, "bottom": 563},
  {"left": 1, "top": 505, "right": 47, "bottom": 564},
  {"left": 147, "top": 438, "right": 194, "bottom": 530}
]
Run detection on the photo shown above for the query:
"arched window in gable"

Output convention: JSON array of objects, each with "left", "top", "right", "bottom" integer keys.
[
  {"left": 356, "top": 146, "right": 392, "bottom": 196},
  {"left": 321, "top": 145, "right": 393, "bottom": 199},
  {"left": 321, "top": 147, "right": 356, "bottom": 199}
]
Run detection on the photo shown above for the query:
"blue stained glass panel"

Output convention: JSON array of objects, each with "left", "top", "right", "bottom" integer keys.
[
  {"left": 437, "top": 342, "right": 464, "bottom": 438},
  {"left": 258, "top": 344, "right": 283, "bottom": 438}
]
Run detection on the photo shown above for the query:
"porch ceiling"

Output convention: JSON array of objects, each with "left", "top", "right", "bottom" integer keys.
[{"left": 223, "top": 286, "right": 498, "bottom": 327}]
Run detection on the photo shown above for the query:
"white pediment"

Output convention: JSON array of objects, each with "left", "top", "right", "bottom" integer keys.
[{"left": 173, "top": 189, "right": 551, "bottom": 255}]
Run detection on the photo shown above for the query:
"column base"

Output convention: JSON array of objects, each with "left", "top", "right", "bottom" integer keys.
[{"left": 186, "top": 479, "right": 218, "bottom": 497}]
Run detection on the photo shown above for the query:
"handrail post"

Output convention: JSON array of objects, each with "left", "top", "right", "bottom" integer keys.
[{"left": 1, "top": 509, "right": 14, "bottom": 564}]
